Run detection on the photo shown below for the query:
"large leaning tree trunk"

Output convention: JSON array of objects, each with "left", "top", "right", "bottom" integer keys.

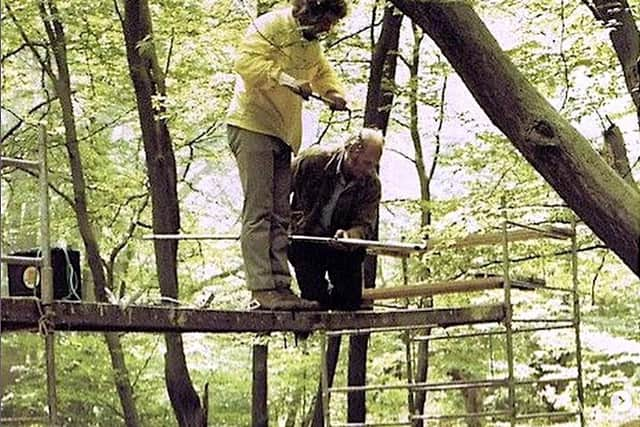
[
  {"left": 390, "top": 0, "right": 640, "bottom": 276},
  {"left": 119, "top": 0, "right": 205, "bottom": 425},
  {"left": 5, "top": 1, "right": 143, "bottom": 425}
]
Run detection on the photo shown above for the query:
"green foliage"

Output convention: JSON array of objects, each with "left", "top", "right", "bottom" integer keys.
[{"left": 1, "top": 0, "right": 639, "bottom": 425}]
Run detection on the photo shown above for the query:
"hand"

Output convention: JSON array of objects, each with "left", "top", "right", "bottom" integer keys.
[
  {"left": 328, "top": 229, "right": 349, "bottom": 251},
  {"left": 324, "top": 92, "right": 348, "bottom": 111},
  {"left": 294, "top": 80, "right": 312, "bottom": 100},
  {"left": 334, "top": 229, "right": 350, "bottom": 239}
]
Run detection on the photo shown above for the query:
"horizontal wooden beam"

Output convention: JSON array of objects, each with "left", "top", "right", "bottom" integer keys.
[
  {"left": 0, "top": 297, "right": 504, "bottom": 334},
  {"left": 434, "top": 226, "right": 573, "bottom": 249},
  {"left": 362, "top": 276, "right": 543, "bottom": 301}
]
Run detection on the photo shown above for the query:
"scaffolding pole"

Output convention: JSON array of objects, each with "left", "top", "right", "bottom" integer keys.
[
  {"left": 572, "top": 217, "right": 586, "bottom": 426},
  {"left": 501, "top": 201, "right": 516, "bottom": 427},
  {"left": 38, "top": 125, "right": 58, "bottom": 426}
]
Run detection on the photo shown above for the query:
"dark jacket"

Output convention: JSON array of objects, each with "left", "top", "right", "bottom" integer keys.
[{"left": 290, "top": 144, "right": 381, "bottom": 239}]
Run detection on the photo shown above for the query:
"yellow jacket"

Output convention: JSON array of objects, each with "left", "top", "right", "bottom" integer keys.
[{"left": 226, "top": 7, "right": 344, "bottom": 154}]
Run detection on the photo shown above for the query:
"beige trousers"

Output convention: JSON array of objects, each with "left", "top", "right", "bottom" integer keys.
[{"left": 227, "top": 125, "right": 292, "bottom": 291}]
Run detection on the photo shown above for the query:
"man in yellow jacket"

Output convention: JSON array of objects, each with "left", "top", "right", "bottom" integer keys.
[{"left": 227, "top": 0, "right": 349, "bottom": 310}]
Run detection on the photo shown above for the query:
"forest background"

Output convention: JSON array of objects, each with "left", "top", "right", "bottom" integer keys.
[{"left": 0, "top": 0, "right": 639, "bottom": 425}]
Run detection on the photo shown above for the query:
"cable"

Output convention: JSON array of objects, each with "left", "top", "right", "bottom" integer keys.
[{"left": 61, "top": 247, "right": 80, "bottom": 300}]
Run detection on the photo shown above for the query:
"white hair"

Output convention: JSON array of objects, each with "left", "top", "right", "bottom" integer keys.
[{"left": 346, "top": 127, "right": 384, "bottom": 150}]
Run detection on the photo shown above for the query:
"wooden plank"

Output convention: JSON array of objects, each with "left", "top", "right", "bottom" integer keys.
[
  {"left": 0, "top": 297, "right": 504, "bottom": 333},
  {"left": 438, "top": 226, "right": 573, "bottom": 249},
  {"left": 362, "top": 276, "right": 543, "bottom": 301}
]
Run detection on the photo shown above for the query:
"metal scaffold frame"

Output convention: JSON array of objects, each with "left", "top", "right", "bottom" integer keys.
[
  {"left": 1, "top": 125, "right": 58, "bottom": 426},
  {"left": 318, "top": 206, "right": 585, "bottom": 427}
]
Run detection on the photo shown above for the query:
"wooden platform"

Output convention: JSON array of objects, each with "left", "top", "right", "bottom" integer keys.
[{"left": 0, "top": 297, "right": 504, "bottom": 334}]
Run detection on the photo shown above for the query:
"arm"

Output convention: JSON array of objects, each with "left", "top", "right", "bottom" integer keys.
[
  {"left": 337, "top": 180, "right": 381, "bottom": 240},
  {"left": 233, "top": 14, "right": 287, "bottom": 90},
  {"left": 311, "top": 53, "right": 347, "bottom": 109}
]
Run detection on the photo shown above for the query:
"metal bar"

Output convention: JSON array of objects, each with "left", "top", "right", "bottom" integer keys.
[
  {"left": 328, "top": 376, "right": 579, "bottom": 394},
  {"left": 320, "top": 332, "right": 330, "bottom": 427},
  {"left": 512, "top": 324, "right": 574, "bottom": 334},
  {"left": 501, "top": 205, "right": 516, "bottom": 427},
  {"left": 514, "top": 376, "right": 579, "bottom": 386},
  {"left": 0, "top": 255, "right": 43, "bottom": 265},
  {"left": 414, "top": 323, "right": 579, "bottom": 342},
  {"left": 331, "top": 378, "right": 508, "bottom": 394},
  {"left": 252, "top": 344, "right": 268, "bottom": 427},
  {"left": 326, "top": 323, "right": 438, "bottom": 336},
  {"left": 410, "top": 378, "right": 508, "bottom": 392},
  {"left": 39, "top": 125, "right": 53, "bottom": 306},
  {"left": 0, "top": 157, "right": 40, "bottom": 170},
  {"left": 512, "top": 317, "right": 574, "bottom": 323},
  {"left": 413, "top": 329, "right": 505, "bottom": 341},
  {"left": 572, "top": 217, "right": 586, "bottom": 427},
  {"left": 411, "top": 410, "right": 511, "bottom": 420},
  {"left": 330, "top": 382, "right": 412, "bottom": 393},
  {"left": 290, "top": 235, "right": 428, "bottom": 256},
  {"left": 515, "top": 411, "right": 580, "bottom": 420},
  {"left": 332, "top": 422, "right": 411, "bottom": 427},
  {"left": 528, "top": 284, "right": 574, "bottom": 292},
  {"left": 142, "top": 234, "right": 239, "bottom": 240},
  {"left": 39, "top": 125, "right": 58, "bottom": 427}
]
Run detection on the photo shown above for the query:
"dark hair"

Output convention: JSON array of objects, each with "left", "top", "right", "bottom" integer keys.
[{"left": 292, "top": 0, "right": 348, "bottom": 20}]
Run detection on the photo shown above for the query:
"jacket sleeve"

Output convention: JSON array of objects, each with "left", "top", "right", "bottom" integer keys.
[
  {"left": 233, "top": 16, "right": 283, "bottom": 90},
  {"left": 310, "top": 52, "right": 344, "bottom": 97},
  {"left": 291, "top": 152, "right": 313, "bottom": 211}
]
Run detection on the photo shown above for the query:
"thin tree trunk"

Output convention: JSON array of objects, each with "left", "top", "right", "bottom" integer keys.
[
  {"left": 587, "top": 0, "right": 640, "bottom": 129},
  {"left": 344, "top": 5, "right": 403, "bottom": 424},
  {"left": 119, "top": 0, "right": 205, "bottom": 425},
  {"left": 406, "top": 23, "right": 438, "bottom": 426},
  {"left": 391, "top": 0, "right": 640, "bottom": 276},
  {"left": 31, "top": 1, "right": 142, "bottom": 425},
  {"left": 307, "top": 336, "right": 341, "bottom": 427},
  {"left": 603, "top": 122, "right": 638, "bottom": 190}
]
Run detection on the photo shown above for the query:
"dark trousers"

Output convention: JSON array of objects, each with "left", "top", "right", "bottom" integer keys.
[{"left": 288, "top": 241, "right": 365, "bottom": 310}]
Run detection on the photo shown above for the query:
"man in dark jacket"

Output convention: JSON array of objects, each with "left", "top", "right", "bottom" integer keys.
[{"left": 289, "top": 128, "right": 384, "bottom": 310}]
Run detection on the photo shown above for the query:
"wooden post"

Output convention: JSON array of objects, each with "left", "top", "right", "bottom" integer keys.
[{"left": 252, "top": 344, "right": 268, "bottom": 427}]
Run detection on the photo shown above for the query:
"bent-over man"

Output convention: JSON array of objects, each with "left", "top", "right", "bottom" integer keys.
[{"left": 289, "top": 128, "right": 383, "bottom": 310}]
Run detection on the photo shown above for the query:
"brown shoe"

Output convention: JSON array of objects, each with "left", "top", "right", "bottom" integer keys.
[
  {"left": 250, "top": 289, "right": 321, "bottom": 311},
  {"left": 277, "top": 288, "right": 321, "bottom": 311}
]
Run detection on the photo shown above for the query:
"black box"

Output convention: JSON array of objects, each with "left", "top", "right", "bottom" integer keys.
[{"left": 7, "top": 247, "right": 81, "bottom": 301}]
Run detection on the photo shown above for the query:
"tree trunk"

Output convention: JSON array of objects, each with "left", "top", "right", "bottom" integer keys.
[
  {"left": 390, "top": 0, "right": 640, "bottom": 276},
  {"left": 35, "top": 1, "right": 141, "bottom": 425},
  {"left": 119, "top": 1, "right": 205, "bottom": 425},
  {"left": 603, "top": 122, "right": 638, "bottom": 190},
  {"left": 307, "top": 336, "right": 341, "bottom": 427},
  {"left": 345, "top": 5, "right": 404, "bottom": 424},
  {"left": 406, "top": 23, "right": 443, "bottom": 426},
  {"left": 588, "top": 0, "right": 640, "bottom": 128}
]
